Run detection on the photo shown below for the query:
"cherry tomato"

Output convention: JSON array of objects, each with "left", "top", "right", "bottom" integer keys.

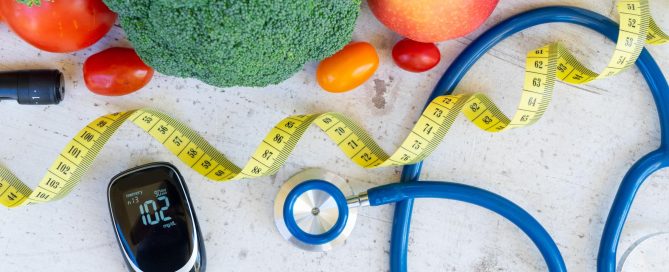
[
  {"left": 84, "top": 47, "right": 154, "bottom": 96},
  {"left": 317, "top": 42, "right": 379, "bottom": 93},
  {"left": 0, "top": 0, "right": 117, "bottom": 53},
  {"left": 392, "top": 38, "right": 441, "bottom": 72}
]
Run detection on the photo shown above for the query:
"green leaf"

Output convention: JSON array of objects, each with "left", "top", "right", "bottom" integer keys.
[{"left": 15, "top": 0, "right": 42, "bottom": 7}]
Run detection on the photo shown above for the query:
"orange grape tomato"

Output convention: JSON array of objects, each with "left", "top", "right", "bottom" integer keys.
[{"left": 317, "top": 42, "right": 379, "bottom": 93}]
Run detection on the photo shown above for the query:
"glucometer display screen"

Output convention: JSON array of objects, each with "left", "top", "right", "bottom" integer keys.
[
  {"left": 123, "top": 183, "right": 177, "bottom": 231},
  {"left": 109, "top": 166, "right": 195, "bottom": 271}
]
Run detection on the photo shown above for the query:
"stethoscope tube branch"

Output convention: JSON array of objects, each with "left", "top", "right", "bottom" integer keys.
[
  {"left": 369, "top": 181, "right": 566, "bottom": 271},
  {"left": 598, "top": 150, "right": 669, "bottom": 271},
  {"left": 393, "top": 6, "right": 669, "bottom": 272}
]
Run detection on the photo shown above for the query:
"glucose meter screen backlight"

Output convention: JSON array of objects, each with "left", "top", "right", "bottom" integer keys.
[{"left": 123, "top": 183, "right": 177, "bottom": 229}]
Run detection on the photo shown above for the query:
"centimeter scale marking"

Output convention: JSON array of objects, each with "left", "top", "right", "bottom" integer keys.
[{"left": 0, "top": 0, "right": 667, "bottom": 208}]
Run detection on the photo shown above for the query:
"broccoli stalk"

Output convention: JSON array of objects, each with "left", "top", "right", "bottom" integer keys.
[{"left": 103, "top": 0, "right": 362, "bottom": 88}]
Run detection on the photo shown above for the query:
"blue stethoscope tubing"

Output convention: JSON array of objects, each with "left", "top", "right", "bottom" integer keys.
[
  {"left": 392, "top": 6, "right": 669, "bottom": 272},
  {"left": 369, "top": 182, "right": 566, "bottom": 271}
]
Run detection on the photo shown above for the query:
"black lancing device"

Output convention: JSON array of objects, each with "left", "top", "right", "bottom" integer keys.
[{"left": 0, "top": 70, "right": 64, "bottom": 105}]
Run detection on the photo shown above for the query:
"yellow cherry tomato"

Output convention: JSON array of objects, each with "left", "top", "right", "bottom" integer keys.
[{"left": 317, "top": 42, "right": 379, "bottom": 93}]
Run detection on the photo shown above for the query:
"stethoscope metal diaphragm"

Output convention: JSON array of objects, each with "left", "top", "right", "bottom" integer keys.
[{"left": 273, "top": 169, "right": 358, "bottom": 251}]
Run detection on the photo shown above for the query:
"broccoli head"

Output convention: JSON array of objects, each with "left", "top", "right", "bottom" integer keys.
[{"left": 102, "top": 0, "right": 362, "bottom": 88}]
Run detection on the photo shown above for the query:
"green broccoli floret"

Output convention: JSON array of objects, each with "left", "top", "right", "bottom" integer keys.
[{"left": 102, "top": 0, "right": 362, "bottom": 88}]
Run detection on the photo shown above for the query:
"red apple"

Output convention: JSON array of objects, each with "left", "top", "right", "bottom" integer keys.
[{"left": 368, "top": 0, "right": 499, "bottom": 42}]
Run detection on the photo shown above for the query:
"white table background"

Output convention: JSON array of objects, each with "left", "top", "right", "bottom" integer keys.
[{"left": 2, "top": 1, "right": 669, "bottom": 271}]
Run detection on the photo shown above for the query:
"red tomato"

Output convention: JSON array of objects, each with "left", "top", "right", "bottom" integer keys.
[
  {"left": 0, "top": 0, "right": 117, "bottom": 53},
  {"left": 317, "top": 42, "right": 379, "bottom": 93},
  {"left": 392, "top": 38, "right": 441, "bottom": 73},
  {"left": 84, "top": 47, "right": 154, "bottom": 96}
]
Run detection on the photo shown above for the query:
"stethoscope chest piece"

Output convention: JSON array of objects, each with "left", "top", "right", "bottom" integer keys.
[{"left": 274, "top": 169, "right": 358, "bottom": 251}]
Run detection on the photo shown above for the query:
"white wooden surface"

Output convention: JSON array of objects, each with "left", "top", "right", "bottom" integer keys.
[{"left": 1, "top": 1, "right": 669, "bottom": 271}]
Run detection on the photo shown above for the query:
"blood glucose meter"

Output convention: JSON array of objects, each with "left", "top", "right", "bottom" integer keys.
[{"left": 107, "top": 162, "right": 206, "bottom": 272}]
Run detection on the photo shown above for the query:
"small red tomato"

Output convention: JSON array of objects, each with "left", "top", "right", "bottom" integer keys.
[
  {"left": 392, "top": 38, "right": 441, "bottom": 72},
  {"left": 84, "top": 47, "right": 154, "bottom": 96}
]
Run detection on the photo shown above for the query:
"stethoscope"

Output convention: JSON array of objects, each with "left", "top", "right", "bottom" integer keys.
[{"left": 273, "top": 6, "right": 669, "bottom": 272}]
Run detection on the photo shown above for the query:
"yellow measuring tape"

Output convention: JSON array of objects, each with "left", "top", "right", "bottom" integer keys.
[{"left": 0, "top": 0, "right": 667, "bottom": 208}]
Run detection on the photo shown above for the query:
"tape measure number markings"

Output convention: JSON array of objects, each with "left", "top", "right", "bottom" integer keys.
[{"left": 0, "top": 0, "right": 666, "bottom": 208}]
